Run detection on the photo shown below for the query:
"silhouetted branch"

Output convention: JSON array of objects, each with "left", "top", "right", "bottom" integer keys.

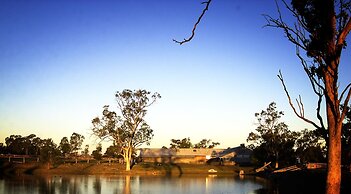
[
  {"left": 340, "top": 83, "right": 351, "bottom": 102},
  {"left": 296, "top": 95, "right": 304, "bottom": 117},
  {"left": 296, "top": 49, "right": 325, "bottom": 92},
  {"left": 340, "top": 84, "right": 351, "bottom": 121},
  {"left": 264, "top": 0, "right": 308, "bottom": 51},
  {"left": 337, "top": 7, "right": 351, "bottom": 48},
  {"left": 173, "top": 0, "right": 212, "bottom": 45},
  {"left": 277, "top": 70, "right": 321, "bottom": 130}
]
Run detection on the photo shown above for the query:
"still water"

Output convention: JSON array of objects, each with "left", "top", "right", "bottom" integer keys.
[{"left": 0, "top": 175, "right": 268, "bottom": 194}]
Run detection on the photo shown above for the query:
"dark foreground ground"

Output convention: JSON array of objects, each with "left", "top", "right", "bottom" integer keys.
[{"left": 257, "top": 170, "right": 351, "bottom": 194}]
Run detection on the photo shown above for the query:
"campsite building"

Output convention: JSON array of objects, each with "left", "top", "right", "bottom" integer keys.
[{"left": 138, "top": 145, "right": 252, "bottom": 165}]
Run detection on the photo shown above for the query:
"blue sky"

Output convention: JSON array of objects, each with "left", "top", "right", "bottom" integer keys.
[{"left": 0, "top": 0, "right": 350, "bottom": 150}]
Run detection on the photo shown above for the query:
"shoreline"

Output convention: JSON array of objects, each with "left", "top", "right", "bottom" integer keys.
[
  {"left": 3, "top": 162, "right": 351, "bottom": 193},
  {"left": 0, "top": 161, "right": 253, "bottom": 177}
]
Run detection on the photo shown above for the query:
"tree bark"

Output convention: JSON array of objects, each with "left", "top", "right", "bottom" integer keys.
[
  {"left": 125, "top": 158, "right": 131, "bottom": 171},
  {"left": 326, "top": 116, "right": 342, "bottom": 194},
  {"left": 124, "top": 175, "right": 131, "bottom": 194},
  {"left": 124, "top": 147, "right": 132, "bottom": 171},
  {"left": 325, "top": 64, "right": 342, "bottom": 194},
  {"left": 326, "top": 119, "right": 341, "bottom": 194}
]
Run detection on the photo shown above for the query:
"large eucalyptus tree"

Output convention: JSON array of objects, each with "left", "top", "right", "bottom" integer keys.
[{"left": 92, "top": 89, "right": 160, "bottom": 171}]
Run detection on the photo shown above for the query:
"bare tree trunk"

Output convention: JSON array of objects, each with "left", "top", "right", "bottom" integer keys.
[
  {"left": 123, "top": 175, "right": 131, "bottom": 194},
  {"left": 124, "top": 147, "right": 132, "bottom": 171},
  {"left": 325, "top": 68, "right": 342, "bottom": 194},
  {"left": 125, "top": 158, "right": 131, "bottom": 171},
  {"left": 326, "top": 111, "right": 342, "bottom": 194}
]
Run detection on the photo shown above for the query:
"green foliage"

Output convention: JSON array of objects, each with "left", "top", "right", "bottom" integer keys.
[
  {"left": 247, "top": 102, "right": 298, "bottom": 166},
  {"left": 194, "top": 139, "right": 220, "bottom": 148},
  {"left": 105, "top": 143, "right": 121, "bottom": 158},
  {"left": 5, "top": 135, "right": 24, "bottom": 154},
  {"left": 92, "top": 144, "right": 102, "bottom": 161},
  {"left": 169, "top": 138, "right": 220, "bottom": 149},
  {"left": 170, "top": 138, "right": 193, "bottom": 148},
  {"left": 39, "top": 138, "right": 60, "bottom": 163},
  {"left": 92, "top": 89, "right": 160, "bottom": 148},
  {"left": 91, "top": 89, "right": 161, "bottom": 170},
  {"left": 295, "top": 129, "right": 326, "bottom": 163},
  {"left": 59, "top": 137, "right": 71, "bottom": 156},
  {"left": 69, "top": 132, "right": 85, "bottom": 155},
  {"left": 3, "top": 134, "right": 60, "bottom": 163},
  {"left": 83, "top": 144, "right": 89, "bottom": 156},
  {"left": 5, "top": 134, "right": 42, "bottom": 155}
]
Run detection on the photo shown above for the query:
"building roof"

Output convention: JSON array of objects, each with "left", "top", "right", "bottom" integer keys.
[
  {"left": 139, "top": 148, "right": 224, "bottom": 158},
  {"left": 218, "top": 146, "right": 252, "bottom": 157},
  {"left": 139, "top": 146, "right": 252, "bottom": 160}
]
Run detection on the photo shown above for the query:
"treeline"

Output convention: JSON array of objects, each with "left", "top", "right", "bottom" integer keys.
[
  {"left": 0, "top": 132, "right": 126, "bottom": 164},
  {"left": 247, "top": 102, "right": 351, "bottom": 168},
  {"left": 1, "top": 101, "right": 349, "bottom": 169},
  {"left": 164, "top": 138, "right": 220, "bottom": 149},
  {"left": 0, "top": 133, "right": 85, "bottom": 163},
  {"left": 0, "top": 134, "right": 59, "bottom": 163}
]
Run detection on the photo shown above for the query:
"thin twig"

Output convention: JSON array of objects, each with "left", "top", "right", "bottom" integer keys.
[
  {"left": 277, "top": 70, "right": 321, "bottom": 129},
  {"left": 173, "top": 0, "right": 212, "bottom": 45},
  {"left": 340, "top": 85, "right": 351, "bottom": 121}
]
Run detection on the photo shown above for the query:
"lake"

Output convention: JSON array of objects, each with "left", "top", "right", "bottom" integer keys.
[{"left": 0, "top": 175, "right": 269, "bottom": 194}]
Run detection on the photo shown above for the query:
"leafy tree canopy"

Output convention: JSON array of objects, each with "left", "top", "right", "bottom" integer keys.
[
  {"left": 169, "top": 137, "right": 220, "bottom": 149},
  {"left": 92, "top": 89, "right": 160, "bottom": 171},
  {"left": 247, "top": 102, "right": 298, "bottom": 167}
]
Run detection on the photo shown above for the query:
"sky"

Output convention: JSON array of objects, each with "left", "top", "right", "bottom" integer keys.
[{"left": 0, "top": 0, "right": 350, "bottom": 151}]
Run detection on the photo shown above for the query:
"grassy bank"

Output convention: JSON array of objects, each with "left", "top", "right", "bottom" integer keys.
[{"left": 0, "top": 161, "right": 254, "bottom": 176}]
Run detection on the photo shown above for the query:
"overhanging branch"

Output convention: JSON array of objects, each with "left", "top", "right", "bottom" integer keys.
[
  {"left": 278, "top": 70, "right": 322, "bottom": 130},
  {"left": 340, "top": 84, "right": 351, "bottom": 121},
  {"left": 173, "top": 0, "right": 212, "bottom": 45}
]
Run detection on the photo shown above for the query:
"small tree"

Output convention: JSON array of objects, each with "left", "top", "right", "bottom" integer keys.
[
  {"left": 170, "top": 137, "right": 193, "bottom": 149},
  {"left": 295, "top": 129, "right": 326, "bottom": 163},
  {"left": 39, "top": 138, "right": 60, "bottom": 165},
  {"left": 105, "top": 143, "right": 121, "bottom": 158},
  {"left": 69, "top": 133, "right": 84, "bottom": 163},
  {"left": 247, "top": 102, "right": 298, "bottom": 168},
  {"left": 5, "top": 135, "right": 25, "bottom": 154},
  {"left": 59, "top": 137, "right": 71, "bottom": 156},
  {"left": 194, "top": 139, "right": 220, "bottom": 148},
  {"left": 92, "top": 89, "right": 160, "bottom": 171},
  {"left": 92, "top": 144, "right": 102, "bottom": 162},
  {"left": 69, "top": 133, "right": 85, "bottom": 156},
  {"left": 83, "top": 144, "right": 89, "bottom": 156}
]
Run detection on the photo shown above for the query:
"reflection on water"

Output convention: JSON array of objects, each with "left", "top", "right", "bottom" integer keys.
[{"left": 0, "top": 174, "right": 268, "bottom": 194}]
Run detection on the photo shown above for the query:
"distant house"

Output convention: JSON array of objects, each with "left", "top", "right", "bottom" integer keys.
[
  {"left": 138, "top": 145, "right": 252, "bottom": 165},
  {"left": 139, "top": 148, "right": 220, "bottom": 164},
  {"left": 220, "top": 145, "right": 253, "bottom": 166}
]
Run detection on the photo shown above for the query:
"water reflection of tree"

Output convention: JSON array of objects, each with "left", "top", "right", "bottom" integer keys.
[
  {"left": 60, "top": 176, "right": 70, "bottom": 194},
  {"left": 38, "top": 176, "right": 55, "bottom": 194},
  {"left": 81, "top": 176, "right": 88, "bottom": 192},
  {"left": 93, "top": 177, "right": 102, "bottom": 194},
  {"left": 69, "top": 176, "right": 82, "bottom": 194},
  {"left": 123, "top": 175, "right": 131, "bottom": 194}
]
